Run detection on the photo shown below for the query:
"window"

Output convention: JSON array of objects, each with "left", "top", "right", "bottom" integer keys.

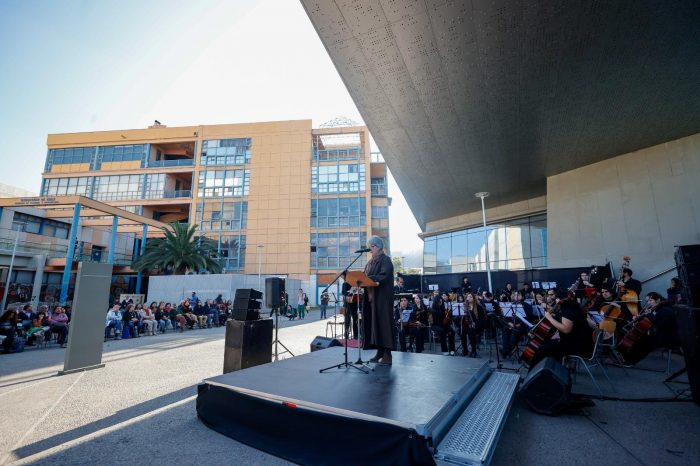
[
  {"left": 45, "top": 147, "right": 95, "bottom": 170},
  {"left": 196, "top": 201, "right": 248, "bottom": 231},
  {"left": 42, "top": 176, "right": 91, "bottom": 197},
  {"left": 217, "top": 234, "right": 246, "bottom": 271},
  {"left": 312, "top": 163, "right": 366, "bottom": 193},
  {"left": 144, "top": 174, "right": 165, "bottom": 199},
  {"left": 98, "top": 144, "right": 147, "bottom": 163},
  {"left": 311, "top": 198, "right": 366, "bottom": 228},
  {"left": 12, "top": 213, "right": 42, "bottom": 234},
  {"left": 42, "top": 219, "right": 70, "bottom": 239},
  {"left": 371, "top": 206, "right": 388, "bottom": 218},
  {"left": 371, "top": 177, "right": 387, "bottom": 196},
  {"left": 423, "top": 213, "right": 548, "bottom": 273},
  {"left": 92, "top": 174, "right": 144, "bottom": 201},
  {"left": 312, "top": 133, "right": 361, "bottom": 161},
  {"left": 197, "top": 169, "right": 249, "bottom": 197},
  {"left": 311, "top": 232, "right": 367, "bottom": 269},
  {"left": 201, "top": 138, "right": 252, "bottom": 165}
]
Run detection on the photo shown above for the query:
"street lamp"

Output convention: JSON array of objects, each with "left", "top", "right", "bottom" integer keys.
[
  {"left": 1, "top": 222, "right": 26, "bottom": 312},
  {"left": 474, "top": 192, "right": 493, "bottom": 293},
  {"left": 257, "top": 245, "right": 264, "bottom": 290}
]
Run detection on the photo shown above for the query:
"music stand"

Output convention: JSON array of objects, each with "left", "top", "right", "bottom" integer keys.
[{"left": 320, "top": 270, "right": 378, "bottom": 373}]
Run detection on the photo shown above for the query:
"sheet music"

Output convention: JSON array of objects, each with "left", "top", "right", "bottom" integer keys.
[
  {"left": 400, "top": 308, "right": 412, "bottom": 323},
  {"left": 516, "top": 313, "right": 534, "bottom": 328},
  {"left": 451, "top": 302, "right": 464, "bottom": 316},
  {"left": 482, "top": 302, "right": 495, "bottom": 313}
]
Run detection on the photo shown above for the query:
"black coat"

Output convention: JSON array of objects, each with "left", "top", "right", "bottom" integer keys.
[{"left": 362, "top": 252, "right": 394, "bottom": 349}]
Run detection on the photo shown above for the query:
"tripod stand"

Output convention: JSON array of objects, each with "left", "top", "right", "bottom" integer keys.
[
  {"left": 319, "top": 252, "right": 373, "bottom": 374},
  {"left": 272, "top": 304, "right": 294, "bottom": 362}
]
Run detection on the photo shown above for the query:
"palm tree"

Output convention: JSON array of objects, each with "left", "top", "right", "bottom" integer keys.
[{"left": 132, "top": 222, "right": 224, "bottom": 275}]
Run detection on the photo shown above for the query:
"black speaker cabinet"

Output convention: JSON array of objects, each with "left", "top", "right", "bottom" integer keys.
[
  {"left": 520, "top": 357, "right": 571, "bottom": 415},
  {"left": 223, "top": 319, "right": 273, "bottom": 373},
  {"left": 675, "top": 244, "right": 700, "bottom": 266},
  {"left": 310, "top": 336, "right": 342, "bottom": 352},
  {"left": 265, "top": 277, "right": 285, "bottom": 308},
  {"left": 233, "top": 297, "right": 262, "bottom": 311},
  {"left": 232, "top": 309, "right": 260, "bottom": 321},
  {"left": 234, "top": 288, "right": 263, "bottom": 300},
  {"left": 674, "top": 306, "right": 700, "bottom": 405}
]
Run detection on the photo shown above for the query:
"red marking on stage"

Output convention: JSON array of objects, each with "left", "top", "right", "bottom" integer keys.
[{"left": 282, "top": 401, "right": 297, "bottom": 408}]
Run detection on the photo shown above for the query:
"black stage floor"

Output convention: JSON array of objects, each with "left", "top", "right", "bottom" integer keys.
[{"left": 197, "top": 347, "right": 491, "bottom": 466}]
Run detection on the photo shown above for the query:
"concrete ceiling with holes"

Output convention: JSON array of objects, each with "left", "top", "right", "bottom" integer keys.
[{"left": 300, "top": 0, "right": 700, "bottom": 229}]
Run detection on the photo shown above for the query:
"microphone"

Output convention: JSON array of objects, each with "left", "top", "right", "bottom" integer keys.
[{"left": 355, "top": 248, "right": 371, "bottom": 253}]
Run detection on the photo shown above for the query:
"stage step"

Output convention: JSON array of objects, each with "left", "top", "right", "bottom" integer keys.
[{"left": 434, "top": 371, "right": 520, "bottom": 466}]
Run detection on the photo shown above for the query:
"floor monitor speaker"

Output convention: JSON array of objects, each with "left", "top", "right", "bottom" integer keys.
[
  {"left": 520, "top": 357, "right": 571, "bottom": 415},
  {"left": 310, "top": 336, "right": 342, "bottom": 352}
]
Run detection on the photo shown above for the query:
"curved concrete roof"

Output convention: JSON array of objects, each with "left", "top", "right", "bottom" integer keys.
[{"left": 301, "top": 0, "right": 700, "bottom": 228}]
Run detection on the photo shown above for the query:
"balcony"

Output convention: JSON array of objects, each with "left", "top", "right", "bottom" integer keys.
[
  {"left": 147, "top": 159, "right": 194, "bottom": 168},
  {"left": 162, "top": 190, "right": 192, "bottom": 199}
]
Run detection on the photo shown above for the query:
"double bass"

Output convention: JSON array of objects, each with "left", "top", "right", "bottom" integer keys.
[{"left": 616, "top": 256, "right": 639, "bottom": 317}]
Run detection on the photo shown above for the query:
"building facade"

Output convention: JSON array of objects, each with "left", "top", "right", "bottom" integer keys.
[{"left": 41, "top": 120, "right": 390, "bottom": 297}]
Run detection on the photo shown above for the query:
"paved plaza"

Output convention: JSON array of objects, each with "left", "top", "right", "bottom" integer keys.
[{"left": 1, "top": 310, "right": 698, "bottom": 465}]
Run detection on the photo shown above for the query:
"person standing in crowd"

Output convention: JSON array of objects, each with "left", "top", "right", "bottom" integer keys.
[
  {"left": 48, "top": 306, "right": 70, "bottom": 347},
  {"left": 319, "top": 291, "right": 329, "bottom": 320},
  {"left": 461, "top": 276, "right": 472, "bottom": 295},
  {"left": 105, "top": 304, "right": 122, "bottom": 340},
  {"left": 431, "top": 292, "right": 456, "bottom": 356},
  {"left": 362, "top": 236, "right": 395, "bottom": 365},
  {"left": 0, "top": 309, "right": 19, "bottom": 353},
  {"left": 297, "top": 289, "right": 307, "bottom": 319}
]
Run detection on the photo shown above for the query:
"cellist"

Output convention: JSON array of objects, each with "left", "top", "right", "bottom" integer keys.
[{"left": 528, "top": 292, "right": 594, "bottom": 369}]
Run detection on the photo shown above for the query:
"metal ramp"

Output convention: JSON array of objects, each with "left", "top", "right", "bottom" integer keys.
[{"left": 435, "top": 371, "right": 520, "bottom": 466}]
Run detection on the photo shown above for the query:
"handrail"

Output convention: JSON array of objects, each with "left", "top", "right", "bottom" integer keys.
[
  {"left": 641, "top": 265, "right": 677, "bottom": 284},
  {"left": 147, "top": 159, "right": 194, "bottom": 168}
]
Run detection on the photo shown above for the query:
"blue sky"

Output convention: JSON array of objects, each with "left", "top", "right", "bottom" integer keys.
[{"left": 0, "top": 0, "right": 423, "bottom": 261}]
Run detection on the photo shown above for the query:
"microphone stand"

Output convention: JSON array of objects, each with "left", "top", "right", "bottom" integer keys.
[{"left": 320, "top": 250, "right": 369, "bottom": 374}]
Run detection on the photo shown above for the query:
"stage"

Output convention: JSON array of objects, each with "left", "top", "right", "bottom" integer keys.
[{"left": 197, "top": 347, "right": 519, "bottom": 465}]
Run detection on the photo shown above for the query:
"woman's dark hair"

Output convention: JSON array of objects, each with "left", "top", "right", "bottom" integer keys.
[{"left": 646, "top": 291, "right": 663, "bottom": 301}]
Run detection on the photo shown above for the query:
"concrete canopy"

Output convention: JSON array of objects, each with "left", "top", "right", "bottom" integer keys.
[{"left": 301, "top": 0, "right": 700, "bottom": 229}]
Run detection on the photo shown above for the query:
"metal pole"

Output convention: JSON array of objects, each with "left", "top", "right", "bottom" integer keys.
[
  {"left": 1, "top": 225, "right": 22, "bottom": 312},
  {"left": 475, "top": 192, "right": 493, "bottom": 293},
  {"left": 257, "top": 245, "right": 263, "bottom": 290}
]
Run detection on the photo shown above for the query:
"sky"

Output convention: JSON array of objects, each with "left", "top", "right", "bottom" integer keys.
[{"left": 0, "top": 0, "right": 423, "bottom": 264}]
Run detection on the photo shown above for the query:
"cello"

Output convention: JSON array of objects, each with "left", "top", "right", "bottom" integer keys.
[{"left": 521, "top": 300, "right": 563, "bottom": 366}]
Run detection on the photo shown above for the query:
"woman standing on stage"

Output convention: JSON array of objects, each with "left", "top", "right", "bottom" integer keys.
[{"left": 362, "top": 236, "right": 395, "bottom": 365}]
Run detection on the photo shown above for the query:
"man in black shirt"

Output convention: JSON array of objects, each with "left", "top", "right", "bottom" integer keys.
[{"left": 461, "top": 276, "right": 472, "bottom": 295}]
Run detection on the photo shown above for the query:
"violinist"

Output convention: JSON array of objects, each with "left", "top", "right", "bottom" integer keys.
[
  {"left": 401, "top": 295, "right": 430, "bottom": 353},
  {"left": 396, "top": 296, "right": 413, "bottom": 352},
  {"left": 480, "top": 292, "right": 501, "bottom": 340},
  {"left": 451, "top": 294, "right": 467, "bottom": 354},
  {"left": 528, "top": 293, "right": 594, "bottom": 369},
  {"left": 464, "top": 293, "right": 486, "bottom": 357},
  {"left": 430, "top": 292, "right": 456, "bottom": 356},
  {"left": 500, "top": 291, "right": 536, "bottom": 358}
]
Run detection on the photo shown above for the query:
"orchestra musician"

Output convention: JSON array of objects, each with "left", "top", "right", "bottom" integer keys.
[
  {"left": 480, "top": 291, "right": 501, "bottom": 340},
  {"left": 411, "top": 295, "right": 430, "bottom": 353},
  {"left": 527, "top": 293, "right": 594, "bottom": 369},
  {"left": 500, "top": 291, "right": 536, "bottom": 358},
  {"left": 430, "top": 292, "right": 456, "bottom": 356},
  {"left": 619, "top": 267, "right": 642, "bottom": 296},
  {"left": 451, "top": 294, "right": 467, "bottom": 355},
  {"left": 396, "top": 296, "right": 413, "bottom": 352},
  {"left": 341, "top": 281, "right": 360, "bottom": 339},
  {"left": 464, "top": 292, "right": 487, "bottom": 358},
  {"left": 461, "top": 276, "right": 472, "bottom": 295},
  {"left": 642, "top": 292, "right": 679, "bottom": 351}
]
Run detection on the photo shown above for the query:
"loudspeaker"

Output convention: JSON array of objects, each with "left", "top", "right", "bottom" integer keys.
[
  {"left": 310, "top": 336, "right": 342, "bottom": 352},
  {"left": 223, "top": 319, "right": 273, "bottom": 373},
  {"left": 674, "top": 306, "right": 700, "bottom": 405},
  {"left": 675, "top": 244, "right": 700, "bottom": 266},
  {"left": 233, "top": 297, "right": 262, "bottom": 311},
  {"left": 520, "top": 357, "right": 571, "bottom": 415},
  {"left": 232, "top": 309, "right": 260, "bottom": 321},
  {"left": 265, "top": 277, "right": 285, "bottom": 308},
  {"left": 234, "top": 288, "right": 263, "bottom": 300}
]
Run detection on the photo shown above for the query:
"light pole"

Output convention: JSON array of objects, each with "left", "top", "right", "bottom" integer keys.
[
  {"left": 1, "top": 222, "right": 25, "bottom": 312},
  {"left": 257, "top": 245, "right": 264, "bottom": 290},
  {"left": 474, "top": 192, "right": 493, "bottom": 293}
]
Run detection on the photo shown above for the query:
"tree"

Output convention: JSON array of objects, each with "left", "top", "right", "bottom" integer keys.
[{"left": 132, "top": 222, "right": 224, "bottom": 275}]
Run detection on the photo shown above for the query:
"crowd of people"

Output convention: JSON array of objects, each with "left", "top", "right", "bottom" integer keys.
[{"left": 0, "top": 291, "right": 241, "bottom": 354}]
